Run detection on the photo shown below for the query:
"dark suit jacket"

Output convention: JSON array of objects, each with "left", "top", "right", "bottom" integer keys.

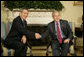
[
  {"left": 4, "top": 16, "right": 35, "bottom": 47},
  {"left": 41, "top": 19, "right": 73, "bottom": 42}
]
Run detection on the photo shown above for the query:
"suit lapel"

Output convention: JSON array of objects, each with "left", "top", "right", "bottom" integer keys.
[
  {"left": 24, "top": 20, "right": 27, "bottom": 28},
  {"left": 60, "top": 20, "right": 64, "bottom": 31},
  {"left": 18, "top": 16, "right": 24, "bottom": 25},
  {"left": 19, "top": 16, "right": 26, "bottom": 27},
  {"left": 52, "top": 21, "right": 56, "bottom": 34}
]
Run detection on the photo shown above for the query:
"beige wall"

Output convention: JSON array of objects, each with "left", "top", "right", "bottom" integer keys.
[{"left": 60, "top": 1, "right": 83, "bottom": 27}]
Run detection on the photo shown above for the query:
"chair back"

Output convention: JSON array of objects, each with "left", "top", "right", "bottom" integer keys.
[{"left": 2, "top": 22, "right": 7, "bottom": 40}]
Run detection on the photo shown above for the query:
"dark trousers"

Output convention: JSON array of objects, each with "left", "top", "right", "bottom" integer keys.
[
  {"left": 51, "top": 40, "right": 70, "bottom": 56},
  {"left": 4, "top": 40, "right": 27, "bottom": 56}
]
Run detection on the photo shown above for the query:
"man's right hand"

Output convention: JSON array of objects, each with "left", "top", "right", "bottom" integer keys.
[
  {"left": 21, "top": 35, "right": 27, "bottom": 44},
  {"left": 64, "top": 38, "right": 70, "bottom": 44}
]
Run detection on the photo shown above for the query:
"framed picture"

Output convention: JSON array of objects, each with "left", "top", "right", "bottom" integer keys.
[{"left": 74, "top": 1, "right": 83, "bottom": 6}]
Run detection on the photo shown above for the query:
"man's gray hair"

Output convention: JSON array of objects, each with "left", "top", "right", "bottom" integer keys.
[
  {"left": 52, "top": 10, "right": 60, "bottom": 16},
  {"left": 20, "top": 8, "right": 28, "bottom": 12}
]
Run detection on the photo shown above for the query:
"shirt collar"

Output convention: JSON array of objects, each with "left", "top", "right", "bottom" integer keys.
[
  {"left": 21, "top": 18, "right": 24, "bottom": 21},
  {"left": 55, "top": 20, "right": 60, "bottom": 25},
  {"left": 20, "top": 16, "right": 24, "bottom": 21}
]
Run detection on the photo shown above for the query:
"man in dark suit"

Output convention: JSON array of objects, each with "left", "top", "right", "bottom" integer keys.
[
  {"left": 4, "top": 9, "right": 40, "bottom": 56},
  {"left": 36, "top": 10, "right": 73, "bottom": 56}
]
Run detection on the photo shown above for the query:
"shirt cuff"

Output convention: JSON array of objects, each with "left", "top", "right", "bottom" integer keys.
[{"left": 40, "top": 35, "right": 42, "bottom": 38}]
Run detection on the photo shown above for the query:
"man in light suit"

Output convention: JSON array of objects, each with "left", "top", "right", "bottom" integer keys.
[
  {"left": 4, "top": 9, "right": 40, "bottom": 56},
  {"left": 36, "top": 10, "right": 73, "bottom": 56}
]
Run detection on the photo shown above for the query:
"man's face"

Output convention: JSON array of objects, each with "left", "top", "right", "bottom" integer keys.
[
  {"left": 20, "top": 10, "right": 28, "bottom": 20},
  {"left": 53, "top": 12, "right": 60, "bottom": 22}
]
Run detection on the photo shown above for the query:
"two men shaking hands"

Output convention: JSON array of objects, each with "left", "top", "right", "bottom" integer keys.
[
  {"left": 4, "top": 8, "right": 73, "bottom": 56},
  {"left": 21, "top": 33, "right": 41, "bottom": 44}
]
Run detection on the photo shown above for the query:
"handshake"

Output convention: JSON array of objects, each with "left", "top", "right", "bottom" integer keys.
[{"left": 35, "top": 33, "right": 41, "bottom": 39}]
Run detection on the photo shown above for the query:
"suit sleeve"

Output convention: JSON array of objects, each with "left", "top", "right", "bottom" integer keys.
[
  {"left": 41, "top": 24, "right": 50, "bottom": 39},
  {"left": 66, "top": 21, "right": 73, "bottom": 40},
  {"left": 13, "top": 19, "right": 35, "bottom": 39}
]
